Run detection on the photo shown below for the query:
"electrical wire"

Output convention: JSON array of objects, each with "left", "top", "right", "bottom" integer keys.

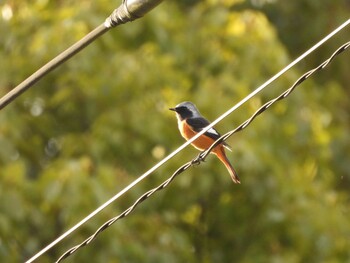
[
  {"left": 0, "top": 0, "right": 163, "bottom": 110},
  {"left": 55, "top": 40, "right": 350, "bottom": 262},
  {"left": 25, "top": 18, "right": 350, "bottom": 263}
]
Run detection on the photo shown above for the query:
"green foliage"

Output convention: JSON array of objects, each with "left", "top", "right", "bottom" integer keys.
[{"left": 0, "top": 0, "right": 349, "bottom": 262}]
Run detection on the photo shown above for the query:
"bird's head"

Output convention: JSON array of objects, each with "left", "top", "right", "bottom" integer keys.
[{"left": 169, "top": 101, "right": 200, "bottom": 120}]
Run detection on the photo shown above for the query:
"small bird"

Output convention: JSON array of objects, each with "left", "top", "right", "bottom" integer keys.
[{"left": 170, "top": 101, "right": 240, "bottom": 184}]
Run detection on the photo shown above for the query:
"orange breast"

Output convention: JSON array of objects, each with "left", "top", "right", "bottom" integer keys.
[{"left": 179, "top": 120, "right": 219, "bottom": 151}]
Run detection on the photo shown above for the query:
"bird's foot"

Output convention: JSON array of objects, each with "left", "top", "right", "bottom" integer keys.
[{"left": 192, "top": 151, "right": 206, "bottom": 165}]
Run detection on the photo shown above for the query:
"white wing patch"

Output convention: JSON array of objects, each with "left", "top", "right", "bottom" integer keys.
[
  {"left": 205, "top": 126, "right": 232, "bottom": 151},
  {"left": 206, "top": 127, "right": 220, "bottom": 136}
]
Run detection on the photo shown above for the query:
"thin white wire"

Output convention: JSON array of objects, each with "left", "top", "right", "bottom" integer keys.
[{"left": 26, "top": 18, "right": 350, "bottom": 263}]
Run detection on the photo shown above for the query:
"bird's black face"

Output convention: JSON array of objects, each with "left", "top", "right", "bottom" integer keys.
[{"left": 169, "top": 106, "right": 193, "bottom": 120}]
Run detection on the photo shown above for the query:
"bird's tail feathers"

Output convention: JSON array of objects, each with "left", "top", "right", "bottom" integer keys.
[{"left": 215, "top": 147, "right": 240, "bottom": 184}]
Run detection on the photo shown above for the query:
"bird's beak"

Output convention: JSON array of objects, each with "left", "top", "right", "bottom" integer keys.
[{"left": 169, "top": 107, "right": 176, "bottom": 112}]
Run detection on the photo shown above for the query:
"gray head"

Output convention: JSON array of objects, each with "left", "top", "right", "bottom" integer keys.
[{"left": 169, "top": 101, "right": 201, "bottom": 120}]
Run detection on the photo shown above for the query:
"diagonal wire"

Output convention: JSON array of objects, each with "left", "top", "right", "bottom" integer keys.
[
  {"left": 25, "top": 17, "right": 349, "bottom": 261},
  {"left": 27, "top": 18, "right": 349, "bottom": 263},
  {"left": 0, "top": 0, "right": 163, "bottom": 110},
  {"left": 31, "top": 21, "right": 350, "bottom": 263},
  {"left": 201, "top": 41, "right": 350, "bottom": 159},
  {"left": 55, "top": 40, "right": 350, "bottom": 263},
  {"left": 55, "top": 161, "right": 195, "bottom": 263},
  {"left": 26, "top": 19, "right": 350, "bottom": 263}
]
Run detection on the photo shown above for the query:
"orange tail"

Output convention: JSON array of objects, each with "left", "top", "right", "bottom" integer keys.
[{"left": 214, "top": 146, "right": 240, "bottom": 184}]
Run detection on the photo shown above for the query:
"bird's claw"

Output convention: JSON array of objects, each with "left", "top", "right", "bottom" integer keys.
[{"left": 192, "top": 151, "right": 206, "bottom": 165}]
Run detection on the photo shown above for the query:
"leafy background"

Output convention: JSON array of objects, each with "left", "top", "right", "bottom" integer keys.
[{"left": 0, "top": 0, "right": 349, "bottom": 262}]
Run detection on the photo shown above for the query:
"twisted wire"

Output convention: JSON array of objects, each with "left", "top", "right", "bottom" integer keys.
[
  {"left": 55, "top": 41, "right": 350, "bottom": 263},
  {"left": 201, "top": 41, "right": 350, "bottom": 159},
  {"left": 55, "top": 161, "right": 195, "bottom": 262},
  {"left": 26, "top": 20, "right": 350, "bottom": 263}
]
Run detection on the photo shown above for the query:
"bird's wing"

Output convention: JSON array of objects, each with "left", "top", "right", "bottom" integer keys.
[{"left": 186, "top": 117, "right": 232, "bottom": 151}]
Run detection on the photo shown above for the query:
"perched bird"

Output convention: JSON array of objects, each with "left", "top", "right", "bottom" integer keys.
[{"left": 169, "top": 101, "right": 240, "bottom": 184}]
